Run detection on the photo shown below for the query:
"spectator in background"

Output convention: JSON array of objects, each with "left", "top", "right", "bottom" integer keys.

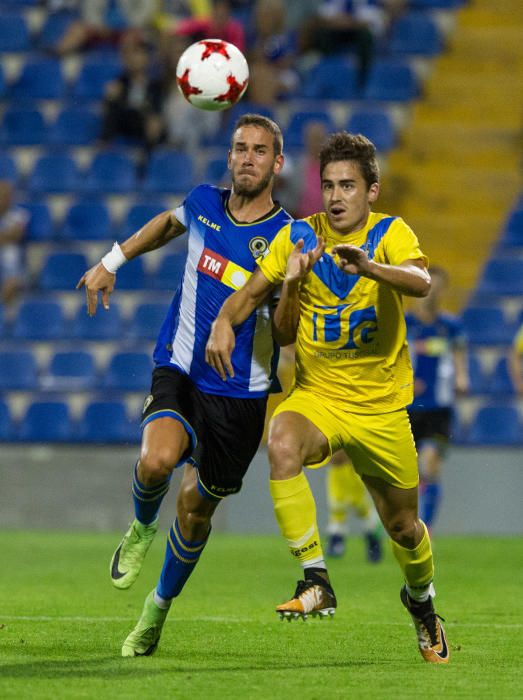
[
  {"left": 53, "top": 0, "right": 158, "bottom": 56},
  {"left": 294, "top": 121, "right": 327, "bottom": 218},
  {"left": 100, "top": 36, "right": 166, "bottom": 157},
  {"left": 508, "top": 322, "right": 523, "bottom": 395},
  {"left": 0, "top": 181, "right": 28, "bottom": 305},
  {"left": 173, "top": 0, "right": 246, "bottom": 53},
  {"left": 406, "top": 266, "right": 469, "bottom": 531}
]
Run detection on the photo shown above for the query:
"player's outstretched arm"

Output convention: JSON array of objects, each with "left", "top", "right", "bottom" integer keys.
[
  {"left": 332, "top": 244, "right": 430, "bottom": 298},
  {"left": 206, "top": 268, "right": 274, "bottom": 380},
  {"left": 77, "top": 211, "right": 185, "bottom": 316}
]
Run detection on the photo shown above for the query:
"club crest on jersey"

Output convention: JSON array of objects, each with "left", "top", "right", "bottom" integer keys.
[{"left": 249, "top": 236, "right": 269, "bottom": 259}]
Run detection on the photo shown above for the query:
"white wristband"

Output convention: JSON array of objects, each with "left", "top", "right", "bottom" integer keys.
[{"left": 101, "top": 242, "right": 127, "bottom": 273}]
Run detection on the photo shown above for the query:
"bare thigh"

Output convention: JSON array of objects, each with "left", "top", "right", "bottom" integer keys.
[
  {"left": 138, "top": 416, "right": 191, "bottom": 485},
  {"left": 268, "top": 411, "right": 330, "bottom": 480}
]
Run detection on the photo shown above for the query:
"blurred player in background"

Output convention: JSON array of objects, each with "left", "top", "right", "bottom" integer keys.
[
  {"left": 508, "top": 321, "right": 523, "bottom": 395},
  {"left": 78, "top": 114, "right": 292, "bottom": 657},
  {"left": 207, "top": 132, "right": 450, "bottom": 664},
  {"left": 325, "top": 450, "right": 382, "bottom": 561},
  {"left": 0, "top": 180, "right": 28, "bottom": 304},
  {"left": 406, "top": 266, "right": 468, "bottom": 531}
]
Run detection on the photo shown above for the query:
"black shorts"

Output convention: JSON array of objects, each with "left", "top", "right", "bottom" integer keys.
[
  {"left": 141, "top": 367, "right": 267, "bottom": 501},
  {"left": 407, "top": 407, "right": 452, "bottom": 448}
]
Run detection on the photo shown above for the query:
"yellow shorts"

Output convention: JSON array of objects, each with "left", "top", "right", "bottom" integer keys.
[{"left": 272, "top": 388, "right": 418, "bottom": 489}]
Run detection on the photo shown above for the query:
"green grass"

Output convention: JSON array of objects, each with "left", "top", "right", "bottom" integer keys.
[{"left": 0, "top": 532, "right": 521, "bottom": 700}]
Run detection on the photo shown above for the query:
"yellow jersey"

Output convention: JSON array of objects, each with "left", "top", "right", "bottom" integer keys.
[{"left": 257, "top": 212, "right": 428, "bottom": 414}]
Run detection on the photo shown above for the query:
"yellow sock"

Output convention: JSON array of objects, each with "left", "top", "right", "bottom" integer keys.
[
  {"left": 270, "top": 472, "right": 324, "bottom": 566},
  {"left": 390, "top": 521, "right": 434, "bottom": 589}
]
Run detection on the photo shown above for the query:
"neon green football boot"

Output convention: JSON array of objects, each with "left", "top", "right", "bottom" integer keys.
[
  {"left": 121, "top": 589, "right": 170, "bottom": 657},
  {"left": 110, "top": 518, "right": 158, "bottom": 590}
]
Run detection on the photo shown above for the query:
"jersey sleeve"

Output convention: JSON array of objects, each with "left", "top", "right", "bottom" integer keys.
[
  {"left": 256, "top": 222, "right": 293, "bottom": 284},
  {"left": 171, "top": 185, "right": 207, "bottom": 228},
  {"left": 384, "top": 218, "right": 428, "bottom": 267}
]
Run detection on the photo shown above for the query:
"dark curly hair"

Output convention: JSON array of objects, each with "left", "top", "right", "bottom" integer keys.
[{"left": 319, "top": 132, "right": 379, "bottom": 189}]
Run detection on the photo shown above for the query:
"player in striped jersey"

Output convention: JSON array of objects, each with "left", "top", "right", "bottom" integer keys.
[{"left": 77, "top": 114, "right": 292, "bottom": 657}]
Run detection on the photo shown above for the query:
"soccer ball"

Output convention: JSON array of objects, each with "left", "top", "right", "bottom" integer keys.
[{"left": 176, "top": 39, "right": 249, "bottom": 111}]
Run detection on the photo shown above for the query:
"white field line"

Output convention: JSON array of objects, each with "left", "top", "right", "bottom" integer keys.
[{"left": 0, "top": 615, "right": 521, "bottom": 629}]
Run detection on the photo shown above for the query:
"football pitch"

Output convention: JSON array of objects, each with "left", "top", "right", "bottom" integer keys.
[{"left": 1, "top": 532, "right": 521, "bottom": 700}]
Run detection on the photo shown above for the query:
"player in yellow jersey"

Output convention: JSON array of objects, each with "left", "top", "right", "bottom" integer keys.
[
  {"left": 509, "top": 323, "right": 523, "bottom": 395},
  {"left": 206, "top": 132, "right": 449, "bottom": 664}
]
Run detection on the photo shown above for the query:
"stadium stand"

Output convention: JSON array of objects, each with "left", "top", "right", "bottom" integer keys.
[
  {"left": 0, "top": 350, "right": 38, "bottom": 390},
  {"left": 61, "top": 199, "right": 112, "bottom": 241},
  {"left": 18, "top": 401, "right": 74, "bottom": 443},
  {"left": 77, "top": 401, "right": 137, "bottom": 443},
  {"left": 467, "top": 405, "right": 522, "bottom": 446},
  {"left": 71, "top": 303, "right": 123, "bottom": 341},
  {"left": 43, "top": 350, "right": 98, "bottom": 392},
  {"left": 12, "top": 299, "right": 66, "bottom": 340}
]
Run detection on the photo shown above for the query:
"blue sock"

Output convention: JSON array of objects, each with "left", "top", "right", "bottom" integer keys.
[
  {"left": 421, "top": 482, "right": 441, "bottom": 528},
  {"left": 132, "top": 462, "right": 171, "bottom": 525},
  {"left": 156, "top": 518, "right": 209, "bottom": 600}
]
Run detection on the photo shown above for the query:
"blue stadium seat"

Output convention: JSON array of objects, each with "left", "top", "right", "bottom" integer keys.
[
  {"left": 461, "top": 306, "right": 513, "bottom": 346},
  {"left": 0, "top": 350, "right": 38, "bottom": 390},
  {"left": 20, "top": 201, "right": 54, "bottom": 241},
  {"left": 204, "top": 158, "right": 228, "bottom": 185},
  {"left": 0, "top": 66, "right": 5, "bottom": 98},
  {"left": 467, "top": 353, "right": 488, "bottom": 395},
  {"left": 1, "top": 108, "right": 47, "bottom": 146},
  {"left": 143, "top": 150, "right": 194, "bottom": 193},
  {"left": 301, "top": 57, "right": 359, "bottom": 101},
  {"left": 477, "top": 259, "right": 523, "bottom": 296},
  {"left": 104, "top": 351, "right": 153, "bottom": 391},
  {"left": 84, "top": 151, "right": 137, "bottom": 194},
  {"left": 38, "top": 252, "right": 88, "bottom": 291},
  {"left": 118, "top": 201, "right": 167, "bottom": 239},
  {"left": 0, "top": 303, "right": 4, "bottom": 336},
  {"left": 12, "top": 300, "right": 66, "bottom": 340},
  {"left": 487, "top": 357, "right": 516, "bottom": 396},
  {"left": 43, "top": 350, "right": 97, "bottom": 391},
  {"left": 128, "top": 302, "right": 169, "bottom": 340},
  {"left": 48, "top": 107, "right": 102, "bottom": 146},
  {"left": 345, "top": 109, "right": 396, "bottom": 152},
  {"left": 18, "top": 401, "right": 74, "bottom": 442},
  {"left": 388, "top": 13, "right": 443, "bottom": 56},
  {"left": 71, "top": 56, "right": 122, "bottom": 101},
  {"left": 500, "top": 209, "right": 523, "bottom": 247},
  {"left": 0, "top": 14, "right": 31, "bottom": 52},
  {"left": 284, "top": 110, "right": 336, "bottom": 149},
  {"left": 115, "top": 257, "right": 147, "bottom": 290},
  {"left": 8, "top": 58, "right": 65, "bottom": 100},
  {"left": 467, "top": 405, "right": 521, "bottom": 445},
  {"left": 363, "top": 59, "right": 420, "bottom": 102},
  {"left": 61, "top": 199, "right": 112, "bottom": 241},
  {"left": 0, "top": 401, "right": 14, "bottom": 441},
  {"left": 71, "top": 303, "right": 123, "bottom": 340},
  {"left": 150, "top": 252, "right": 186, "bottom": 290},
  {"left": 78, "top": 401, "right": 136, "bottom": 443},
  {"left": 28, "top": 152, "right": 81, "bottom": 194},
  {"left": 0, "top": 153, "right": 18, "bottom": 181},
  {"left": 37, "top": 10, "right": 78, "bottom": 49}
]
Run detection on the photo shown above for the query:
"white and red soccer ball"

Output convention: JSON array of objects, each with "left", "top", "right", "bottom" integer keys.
[{"left": 176, "top": 39, "right": 249, "bottom": 111}]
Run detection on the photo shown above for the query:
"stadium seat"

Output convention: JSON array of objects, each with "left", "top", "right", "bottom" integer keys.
[
  {"left": 477, "top": 259, "right": 523, "bottom": 296},
  {"left": 500, "top": 209, "right": 523, "bottom": 247},
  {"left": 467, "top": 353, "right": 488, "bottom": 395},
  {"left": 71, "top": 303, "right": 123, "bottom": 340},
  {"left": 118, "top": 201, "right": 168, "bottom": 239},
  {"left": 37, "top": 10, "right": 78, "bottom": 49},
  {"left": 115, "top": 257, "right": 147, "bottom": 290},
  {"left": 61, "top": 199, "right": 112, "bottom": 241},
  {"left": 128, "top": 302, "right": 169, "bottom": 340},
  {"left": 301, "top": 57, "right": 359, "bottom": 101},
  {"left": 461, "top": 306, "right": 514, "bottom": 345},
  {"left": 18, "top": 401, "right": 74, "bottom": 442},
  {"left": 143, "top": 150, "right": 194, "bottom": 193},
  {"left": 0, "top": 153, "right": 18, "bottom": 181},
  {"left": 20, "top": 201, "right": 54, "bottom": 241},
  {"left": 0, "top": 350, "right": 38, "bottom": 390},
  {"left": 467, "top": 405, "right": 522, "bottom": 445},
  {"left": 388, "top": 13, "right": 444, "bottom": 56},
  {"left": 48, "top": 107, "right": 102, "bottom": 146},
  {"left": 0, "top": 66, "right": 5, "bottom": 98},
  {"left": 0, "top": 303, "right": 4, "bottom": 336},
  {"left": 204, "top": 158, "right": 228, "bottom": 185},
  {"left": 1, "top": 108, "right": 47, "bottom": 146},
  {"left": 345, "top": 109, "right": 396, "bottom": 152},
  {"left": 284, "top": 110, "right": 336, "bottom": 149},
  {"left": 487, "top": 357, "right": 516, "bottom": 396},
  {"left": 84, "top": 151, "right": 138, "bottom": 194},
  {"left": 38, "top": 252, "right": 88, "bottom": 291},
  {"left": 0, "top": 14, "right": 31, "bottom": 52},
  {"left": 71, "top": 56, "right": 122, "bottom": 101},
  {"left": 8, "top": 58, "right": 65, "bottom": 100},
  {"left": 0, "top": 401, "right": 14, "bottom": 441},
  {"left": 150, "top": 252, "right": 186, "bottom": 291},
  {"left": 363, "top": 59, "right": 420, "bottom": 102},
  {"left": 28, "top": 152, "right": 81, "bottom": 194},
  {"left": 42, "top": 350, "right": 98, "bottom": 391},
  {"left": 78, "top": 401, "right": 136, "bottom": 443},
  {"left": 104, "top": 351, "right": 153, "bottom": 391},
  {"left": 12, "top": 300, "right": 66, "bottom": 340}
]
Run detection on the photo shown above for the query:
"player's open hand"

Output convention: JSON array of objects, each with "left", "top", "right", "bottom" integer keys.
[
  {"left": 284, "top": 235, "right": 326, "bottom": 283},
  {"left": 205, "top": 318, "right": 236, "bottom": 381},
  {"left": 76, "top": 262, "right": 116, "bottom": 316},
  {"left": 332, "top": 243, "right": 370, "bottom": 275}
]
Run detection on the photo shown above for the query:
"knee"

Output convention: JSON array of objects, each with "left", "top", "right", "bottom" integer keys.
[
  {"left": 139, "top": 447, "right": 178, "bottom": 484},
  {"left": 268, "top": 428, "right": 302, "bottom": 480},
  {"left": 385, "top": 515, "right": 420, "bottom": 549}
]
